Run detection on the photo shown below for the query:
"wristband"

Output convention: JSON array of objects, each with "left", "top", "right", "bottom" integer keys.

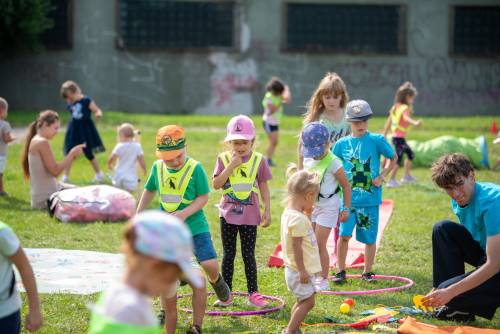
[{"left": 342, "top": 207, "right": 350, "bottom": 212}]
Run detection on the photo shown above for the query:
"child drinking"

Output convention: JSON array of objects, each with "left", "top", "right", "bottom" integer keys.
[
  {"left": 383, "top": 81, "right": 422, "bottom": 187},
  {"left": 108, "top": 123, "right": 146, "bottom": 193},
  {"left": 333, "top": 100, "right": 397, "bottom": 283},
  {"left": 60, "top": 80, "right": 105, "bottom": 183},
  {"left": 262, "top": 77, "right": 291, "bottom": 167},
  {"left": 280, "top": 169, "right": 321, "bottom": 334},
  {"left": 300, "top": 122, "right": 351, "bottom": 291},
  {"left": 212, "top": 115, "right": 272, "bottom": 307},
  {"left": 88, "top": 210, "right": 202, "bottom": 334}
]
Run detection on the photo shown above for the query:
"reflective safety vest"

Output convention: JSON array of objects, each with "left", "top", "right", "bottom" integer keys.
[
  {"left": 305, "top": 152, "right": 341, "bottom": 199},
  {"left": 156, "top": 158, "right": 198, "bottom": 213},
  {"left": 390, "top": 104, "right": 410, "bottom": 134},
  {"left": 220, "top": 151, "right": 262, "bottom": 201},
  {"left": 262, "top": 91, "right": 284, "bottom": 122},
  {"left": 88, "top": 293, "right": 160, "bottom": 334}
]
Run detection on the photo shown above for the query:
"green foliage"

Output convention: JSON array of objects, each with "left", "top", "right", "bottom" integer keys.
[{"left": 0, "top": 0, "right": 53, "bottom": 55}]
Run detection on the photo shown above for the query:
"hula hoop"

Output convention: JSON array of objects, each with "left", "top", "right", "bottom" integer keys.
[
  {"left": 177, "top": 292, "right": 286, "bottom": 316},
  {"left": 320, "top": 274, "right": 413, "bottom": 295}
]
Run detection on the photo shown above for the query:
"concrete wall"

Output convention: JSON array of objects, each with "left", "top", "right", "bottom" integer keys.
[{"left": 1, "top": 0, "right": 499, "bottom": 115}]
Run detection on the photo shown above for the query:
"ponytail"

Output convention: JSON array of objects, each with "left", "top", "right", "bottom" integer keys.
[{"left": 21, "top": 110, "right": 60, "bottom": 180}]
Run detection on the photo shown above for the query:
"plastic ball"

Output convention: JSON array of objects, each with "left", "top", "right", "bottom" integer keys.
[
  {"left": 339, "top": 303, "right": 351, "bottom": 313},
  {"left": 343, "top": 298, "right": 355, "bottom": 307}
]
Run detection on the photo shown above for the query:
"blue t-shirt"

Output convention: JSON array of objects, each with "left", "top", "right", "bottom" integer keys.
[
  {"left": 452, "top": 182, "right": 500, "bottom": 251},
  {"left": 333, "top": 132, "right": 395, "bottom": 207}
]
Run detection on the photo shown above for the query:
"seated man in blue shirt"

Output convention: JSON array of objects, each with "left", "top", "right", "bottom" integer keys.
[{"left": 423, "top": 153, "right": 500, "bottom": 322}]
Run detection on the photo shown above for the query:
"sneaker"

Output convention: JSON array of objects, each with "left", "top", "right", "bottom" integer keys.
[
  {"left": 248, "top": 292, "right": 268, "bottom": 308},
  {"left": 361, "top": 272, "right": 376, "bottom": 282},
  {"left": 401, "top": 175, "right": 417, "bottom": 184},
  {"left": 93, "top": 173, "right": 104, "bottom": 183},
  {"left": 157, "top": 309, "right": 165, "bottom": 325},
  {"left": 186, "top": 324, "right": 202, "bottom": 334},
  {"left": 61, "top": 175, "right": 70, "bottom": 183},
  {"left": 267, "top": 159, "right": 276, "bottom": 167},
  {"left": 213, "top": 293, "right": 233, "bottom": 307},
  {"left": 209, "top": 273, "right": 231, "bottom": 302},
  {"left": 315, "top": 277, "right": 330, "bottom": 291},
  {"left": 386, "top": 179, "right": 400, "bottom": 188},
  {"left": 332, "top": 270, "right": 346, "bottom": 284},
  {"left": 434, "top": 306, "right": 475, "bottom": 322}
]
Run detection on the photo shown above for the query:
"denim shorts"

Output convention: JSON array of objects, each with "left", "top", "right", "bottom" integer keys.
[{"left": 193, "top": 232, "right": 218, "bottom": 262}]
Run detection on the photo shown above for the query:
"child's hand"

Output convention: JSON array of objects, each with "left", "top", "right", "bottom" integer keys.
[
  {"left": 340, "top": 210, "right": 349, "bottom": 222},
  {"left": 415, "top": 119, "right": 423, "bottom": 127},
  {"left": 228, "top": 152, "right": 243, "bottom": 169},
  {"left": 172, "top": 210, "right": 188, "bottom": 221},
  {"left": 372, "top": 176, "right": 382, "bottom": 187},
  {"left": 25, "top": 308, "right": 43, "bottom": 332},
  {"left": 299, "top": 270, "right": 310, "bottom": 284},
  {"left": 261, "top": 208, "right": 271, "bottom": 228},
  {"left": 95, "top": 109, "right": 103, "bottom": 120},
  {"left": 107, "top": 162, "right": 113, "bottom": 170},
  {"left": 70, "top": 143, "right": 86, "bottom": 159}
]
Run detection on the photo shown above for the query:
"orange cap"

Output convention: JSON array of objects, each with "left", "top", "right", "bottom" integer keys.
[{"left": 156, "top": 125, "right": 186, "bottom": 160}]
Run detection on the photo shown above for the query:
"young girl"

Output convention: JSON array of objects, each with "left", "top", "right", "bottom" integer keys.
[
  {"left": 280, "top": 168, "right": 321, "bottom": 334},
  {"left": 262, "top": 77, "right": 291, "bottom": 167},
  {"left": 212, "top": 115, "right": 272, "bottom": 307},
  {"left": 300, "top": 122, "right": 351, "bottom": 291},
  {"left": 298, "top": 72, "right": 350, "bottom": 169},
  {"left": 60, "top": 80, "right": 105, "bottom": 183},
  {"left": 88, "top": 210, "right": 202, "bottom": 334},
  {"left": 383, "top": 81, "right": 422, "bottom": 187},
  {"left": 108, "top": 123, "right": 146, "bottom": 193}
]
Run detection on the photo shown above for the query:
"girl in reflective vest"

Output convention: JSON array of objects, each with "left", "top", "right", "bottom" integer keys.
[
  {"left": 299, "top": 123, "right": 351, "bottom": 291},
  {"left": 213, "top": 115, "right": 273, "bottom": 308},
  {"left": 382, "top": 81, "right": 422, "bottom": 188},
  {"left": 261, "top": 77, "right": 291, "bottom": 167}
]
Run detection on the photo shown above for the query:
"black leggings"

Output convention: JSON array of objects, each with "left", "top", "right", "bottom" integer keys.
[{"left": 220, "top": 217, "right": 258, "bottom": 294}]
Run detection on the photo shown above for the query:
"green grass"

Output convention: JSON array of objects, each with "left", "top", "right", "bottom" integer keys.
[{"left": 1, "top": 111, "right": 499, "bottom": 333}]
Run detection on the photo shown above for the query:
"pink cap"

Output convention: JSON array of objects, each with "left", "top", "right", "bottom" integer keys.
[{"left": 224, "top": 115, "right": 255, "bottom": 142}]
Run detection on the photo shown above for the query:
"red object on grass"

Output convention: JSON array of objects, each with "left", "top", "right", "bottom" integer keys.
[
  {"left": 491, "top": 120, "right": 498, "bottom": 134},
  {"left": 344, "top": 298, "right": 355, "bottom": 307}
]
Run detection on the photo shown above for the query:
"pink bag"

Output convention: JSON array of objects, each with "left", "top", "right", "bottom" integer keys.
[{"left": 49, "top": 185, "right": 136, "bottom": 222}]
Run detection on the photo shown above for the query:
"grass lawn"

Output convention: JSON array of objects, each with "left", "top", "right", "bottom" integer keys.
[{"left": 1, "top": 111, "right": 499, "bottom": 333}]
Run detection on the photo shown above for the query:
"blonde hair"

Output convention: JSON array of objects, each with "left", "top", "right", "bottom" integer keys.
[
  {"left": 303, "top": 72, "right": 349, "bottom": 124},
  {"left": 117, "top": 123, "right": 135, "bottom": 139},
  {"left": 394, "top": 81, "right": 417, "bottom": 105},
  {"left": 283, "top": 164, "right": 321, "bottom": 205},
  {"left": 60, "top": 80, "right": 81, "bottom": 99},
  {"left": 0, "top": 97, "right": 8, "bottom": 111}
]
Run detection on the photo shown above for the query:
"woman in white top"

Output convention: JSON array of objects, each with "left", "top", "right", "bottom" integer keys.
[{"left": 21, "top": 110, "right": 84, "bottom": 209}]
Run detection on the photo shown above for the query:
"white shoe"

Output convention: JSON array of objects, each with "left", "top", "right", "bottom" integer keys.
[
  {"left": 315, "top": 277, "right": 330, "bottom": 291},
  {"left": 400, "top": 175, "right": 417, "bottom": 184},
  {"left": 61, "top": 175, "right": 69, "bottom": 183},
  {"left": 386, "top": 179, "right": 400, "bottom": 188},
  {"left": 93, "top": 173, "right": 104, "bottom": 183}
]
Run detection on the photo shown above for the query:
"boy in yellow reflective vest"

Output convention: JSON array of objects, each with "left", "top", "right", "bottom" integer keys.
[
  {"left": 137, "top": 125, "right": 230, "bottom": 334},
  {"left": 383, "top": 81, "right": 422, "bottom": 188}
]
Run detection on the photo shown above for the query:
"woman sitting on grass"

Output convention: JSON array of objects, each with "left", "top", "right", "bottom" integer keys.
[{"left": 21, "top": 110, "right": 84, "bottom": 209}]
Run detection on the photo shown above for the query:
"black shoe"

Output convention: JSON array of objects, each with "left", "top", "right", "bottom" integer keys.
[
  {"left": 157, "top": 309, "right": 165, "bottom": 325},
  {"left": 267, "top": 159, "right": 276, "bottom": 167},
  {"left": 332, "top": 270, "right": 346, "bottom": 284},
  {"left": 361, "top": 272, "right": 376, "bottom": 282},
  {"left": 209, "top": 273, "right": 231, "bottom": 302},
  {"left": 186, "top": 324, "right": 202, "bottom": 334},
  {"left": 434, "top": 306, "right": 476, "bottom": 322}
]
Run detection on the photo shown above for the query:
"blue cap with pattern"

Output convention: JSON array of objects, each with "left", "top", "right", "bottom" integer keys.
[{"left": 300, "top": 122, "right": 330, "bottom": 158}]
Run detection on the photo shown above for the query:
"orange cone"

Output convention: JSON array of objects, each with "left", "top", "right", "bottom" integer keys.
[{"left": 491, "top": 120, "right": 498, "bottom": 134}]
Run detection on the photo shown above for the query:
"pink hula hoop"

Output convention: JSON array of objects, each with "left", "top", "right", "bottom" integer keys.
[
  {"left": 177, "top": 292, "right": 286, "bottom": 316},
  {"left": 321, "top": 274, "right": 414, "bottom": 295}
]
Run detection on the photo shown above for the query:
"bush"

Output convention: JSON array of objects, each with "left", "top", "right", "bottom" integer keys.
[{"left": 0, "top": 0, "right": 53, "bottom": 55}]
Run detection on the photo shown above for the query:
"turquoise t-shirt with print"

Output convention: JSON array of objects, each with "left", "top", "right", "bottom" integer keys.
[
  {"left": 333, "top": 132, "right": 395, "bottom": 207},
  {"left": 452, "top": 182, "right": 500, "bottom": 251},
  {"left": 145, "top": 158, "right": 210, "bottom": 236}
]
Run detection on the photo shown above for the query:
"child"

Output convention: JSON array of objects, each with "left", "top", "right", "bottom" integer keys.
[
  {"left": 299, "top": 122, "right": 352, "bottom": 291},
  {"left": 382, "top": 81, "right": 422, "bottom": 187},
  {"left": 212, "top": 115, "right": 272, "bottom": 307},
  {"left": 333, "top": 100, "right": 397, "bottom": 283},
  {"left": 60, "top": 80, "right": 105, "bottom": 183},
  {"left": 108, "top": 123, "right": 146, "bottom": 193},
  {"left": 280, "top": 169, "right": 321, "bottom": 334},
  {"left": 137, "top": 125, "right": 230, "bottom": 331},
  {"left": 88, "top": 210, "right": 203, "bottom": 334},
  {"left": 298, "top": 72, "right": 350, "bottom": 169},
  {"left": 262, "top": 77, "right": 291, "bottom": 167},
  {"left": 0, "top": 97, "right": 15, "bottom": 196},
  {"left": 0, "top": 221, "right": 42, "bottom": 333}
]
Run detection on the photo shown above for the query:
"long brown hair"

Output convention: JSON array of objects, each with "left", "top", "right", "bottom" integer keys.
[
  {"left": 394, "top": 81, "right": 417, "bottom": 105},
  {"left": 22, "top": 110, "right": 60, "bottom": 179}
]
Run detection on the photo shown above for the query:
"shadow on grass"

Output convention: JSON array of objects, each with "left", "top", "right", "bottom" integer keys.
[{"left": 0, "top": 195, "right": 30, "bottom": 210}]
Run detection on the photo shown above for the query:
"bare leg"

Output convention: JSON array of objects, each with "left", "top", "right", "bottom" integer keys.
[
  {"left": 314, "top": 224, "right": 332, "bottom": 279},
  {"left": 190, "top": 281, "right": 207, "bottom": 328},
  {"left": 363, "top": 243, "right": 376, "bottom": 273},
  {"left": 200, "top": 259, "right": 220, "bottom": 283},
  {"left": 0, "top": 173, "right": 4, "bottom": 193},
  {"left": 266, "top": 131, "right": 279, "bottom": 161},
  {"left": 90, "top": 158, "right": 101, "bottom": 174},
  {"left": 403, "top": 159, "right": 412, "bottom": 177},
  {"left": 162, "top": 295, "right": 177, "bottom": 334},
  {"left": 286, "top": 295, "right": 315, "bottom": 333},
  {"left": 389, "top": 164, "right": 399, "bottom": 180},
  {"left": 336, "top": 236, "right": 350, "bottom": 271}
]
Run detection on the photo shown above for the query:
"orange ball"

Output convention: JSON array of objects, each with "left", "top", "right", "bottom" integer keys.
[
  {"left": 340, "top": 303, "right": 350, "bottom": 313},
  {"left": 343, "top": 298, "right": 355, "bottom": 307}
]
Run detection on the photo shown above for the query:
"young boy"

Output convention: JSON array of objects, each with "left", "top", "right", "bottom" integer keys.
[
  {"left": 0, "top": 97, "right": 15, "bottom": 196},
  {"left": 137, "top": 125, "right": 230, "bottom": 334},
  {"left": 333, "top": 100, "right": 397, "bottom": 282},
  {"left": 0, "top": 221, "right": 42, "bottom": 333}
]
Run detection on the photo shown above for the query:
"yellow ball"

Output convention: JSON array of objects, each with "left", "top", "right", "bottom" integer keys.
[{"left": 340, "top": 303, "right": 350, "bottom": 313}]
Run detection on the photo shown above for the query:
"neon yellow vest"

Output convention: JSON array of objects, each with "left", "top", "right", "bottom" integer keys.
[
  {"left": 262, "top": 92, "right": 284, "bottom": 122},
  {"left": 156, "top": 158, "right": 198, "bottom": 213},
  {"left": 220, "top": 151, "right": 262, "bottom": 201},
  {"left": 390, "top": 104, "right": 410, "bottom": 134},
  {"left": 0, "top": 221, "right": 7, "bottom": 230},
  {"left": 88, "top": 293, "right": 160, "bottom": 334}
]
